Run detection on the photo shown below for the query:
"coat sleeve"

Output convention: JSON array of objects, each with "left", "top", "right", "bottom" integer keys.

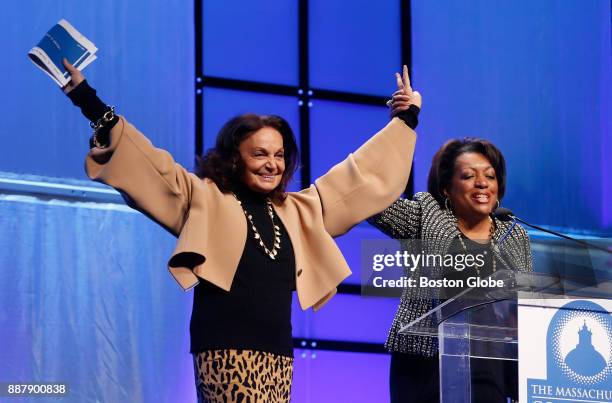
[
  {"left": 85, "top": 116, "right": 199, "bottom": 237},
  {"left": 366, "top": 198, "right": 422, "bottom": 239},
  {"left": 498, "top": 223, "right": 533, "bottom": 273},
  {"left": 517, "top": 225, "right": 534, "bottom": 272},
  {"left": 313, "top": 118, "right": 417, "bottom": 237}
]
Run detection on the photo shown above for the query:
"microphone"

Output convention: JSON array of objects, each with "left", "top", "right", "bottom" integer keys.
[
  {"left": 492, "top": 207, "right": 514, "bottom": 222},
  {"left": 492, "top": 207, "right": 611, "bottom": 254},
  {"left": 490, "top": 207, "right": 520, "bottom": 271}
]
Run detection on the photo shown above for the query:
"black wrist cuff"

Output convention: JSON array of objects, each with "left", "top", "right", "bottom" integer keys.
[
  {"left": 67, "top": 80, "right": 110, "bottom": 122},
  {"left": 396, "top": 104, "right": 420, "bottom": 130}
]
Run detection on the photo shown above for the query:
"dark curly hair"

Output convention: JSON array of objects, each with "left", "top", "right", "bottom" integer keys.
[
  {"left": 195, "top": 114, "right": 299, "bottom": 200},
  {"left": 427, "top": 138, "right": 506, "bottom": 209}
]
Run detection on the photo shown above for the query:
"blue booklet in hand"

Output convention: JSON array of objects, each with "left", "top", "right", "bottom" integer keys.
[{"left": 29, "top": 19, "right": 98, "bottom": 87}]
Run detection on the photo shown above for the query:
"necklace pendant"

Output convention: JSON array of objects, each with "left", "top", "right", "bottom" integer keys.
[{"left": 235, "top": 194, "right": 282, "bottom": 261}]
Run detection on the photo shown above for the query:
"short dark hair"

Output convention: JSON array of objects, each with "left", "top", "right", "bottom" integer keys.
[
  {"left": 195, "top": 114, "right": 299, "bottom": 199},
  {"left": 427, "top": 138, "right": 506, "bottom": 208}
]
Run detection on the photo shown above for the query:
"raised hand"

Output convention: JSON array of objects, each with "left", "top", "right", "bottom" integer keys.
[
  {"left": 388, "top": 65, "right": 422, "bottom": 117},
  {"left": 62, "top": 58, "right": 85, "bottom": 94}
]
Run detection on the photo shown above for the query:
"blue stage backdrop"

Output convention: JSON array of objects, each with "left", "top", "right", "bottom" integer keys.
[
  {"left": 411, "top": 0, "right": 611, "bottom": 234},
  {"left": 0, "top": 195, "right": 195, "bottom": 402},
  {"left": 0, "top": 0, "right": 610, "bottom": 402},
  {"left": 0, "top": 0, "right": 195, "bottom": 178}
]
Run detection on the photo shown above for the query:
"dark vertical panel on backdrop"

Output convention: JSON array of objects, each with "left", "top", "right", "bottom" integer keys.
[
  {"left": 195, "top": 0, "right": 203, "bottom": 157},
  {"left": 298, "top": 0, "right": 311, "bottom": 189},
  {"left": 402, "top": 0, "right": 415, "bottom": 197}
]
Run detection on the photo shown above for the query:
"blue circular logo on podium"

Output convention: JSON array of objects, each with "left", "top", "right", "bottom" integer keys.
[{"left": 547, "top": 300, "right": 612, "bottom": 387}]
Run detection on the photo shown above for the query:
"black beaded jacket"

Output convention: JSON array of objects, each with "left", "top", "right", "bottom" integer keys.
[{"left": 367, "top": 192, "right": 533, "bottom": 356}]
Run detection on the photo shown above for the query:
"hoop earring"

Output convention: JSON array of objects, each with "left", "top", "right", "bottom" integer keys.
[
  {"left": 495, "top": 199, "right": 500, "bottom": 210},
  {"left": 444, "top": 197, "right": 458, "bottom": 226},
  {"left": 444, "top": 197, "right": 452, "bottom": 211}
]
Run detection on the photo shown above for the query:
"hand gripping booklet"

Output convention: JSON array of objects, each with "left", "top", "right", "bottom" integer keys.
[{"left": 28, "top": 19, "right": 98, "bottom": 87}]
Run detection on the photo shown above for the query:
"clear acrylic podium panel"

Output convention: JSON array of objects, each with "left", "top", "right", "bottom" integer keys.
[
  {"left": 398, "top": 268, "right": 612, "bottom": 403},
  {"left": 437, "top": 299, "right": 520, "bottom": 403}
]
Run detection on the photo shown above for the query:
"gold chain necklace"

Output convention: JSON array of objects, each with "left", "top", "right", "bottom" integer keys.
[
  {"left": 456, "top": 216, "right": 496, "bottom": 275},
  {"left": 233, "top": 193, "right": 281, "bottom": 260}
]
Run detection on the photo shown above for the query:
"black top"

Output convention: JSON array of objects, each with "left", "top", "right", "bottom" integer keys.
[
  {"left": 456, "top": 231, "right": 498, "bottom": 276},
  {"left": 190, "top": 183, "right": 296, "bottom": 357},
  {"left": 443, "top": 231, "right": 499, "bottom": 299}
]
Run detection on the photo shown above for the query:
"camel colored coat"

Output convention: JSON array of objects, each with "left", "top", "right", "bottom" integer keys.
[{"left": 86, "top": 117, "right": 416, "bottom": 311}]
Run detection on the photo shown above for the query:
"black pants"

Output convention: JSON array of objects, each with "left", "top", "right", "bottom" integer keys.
[
  {"left": 389, "top": 353, "right": 517, "bottom": 403},
  {"left": 390, "top": 353, "right": 440, "bottom": 403}
]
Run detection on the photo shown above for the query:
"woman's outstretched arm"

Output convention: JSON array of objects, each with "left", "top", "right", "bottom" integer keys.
[
  {"left": 313, "top": 66, "right": 423, "bottom": 237},
  {"left": 62, "top": 60, "right": 198, "bottom": 237}
]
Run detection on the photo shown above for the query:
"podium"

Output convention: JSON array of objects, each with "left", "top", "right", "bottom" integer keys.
[{"left": 398, "top": 268, "right": 612, "bottom": 403}]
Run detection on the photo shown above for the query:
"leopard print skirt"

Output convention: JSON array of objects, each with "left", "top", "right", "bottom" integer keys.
[{"left": 193, "top": 349, "right": 293, "bottom": 403}]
